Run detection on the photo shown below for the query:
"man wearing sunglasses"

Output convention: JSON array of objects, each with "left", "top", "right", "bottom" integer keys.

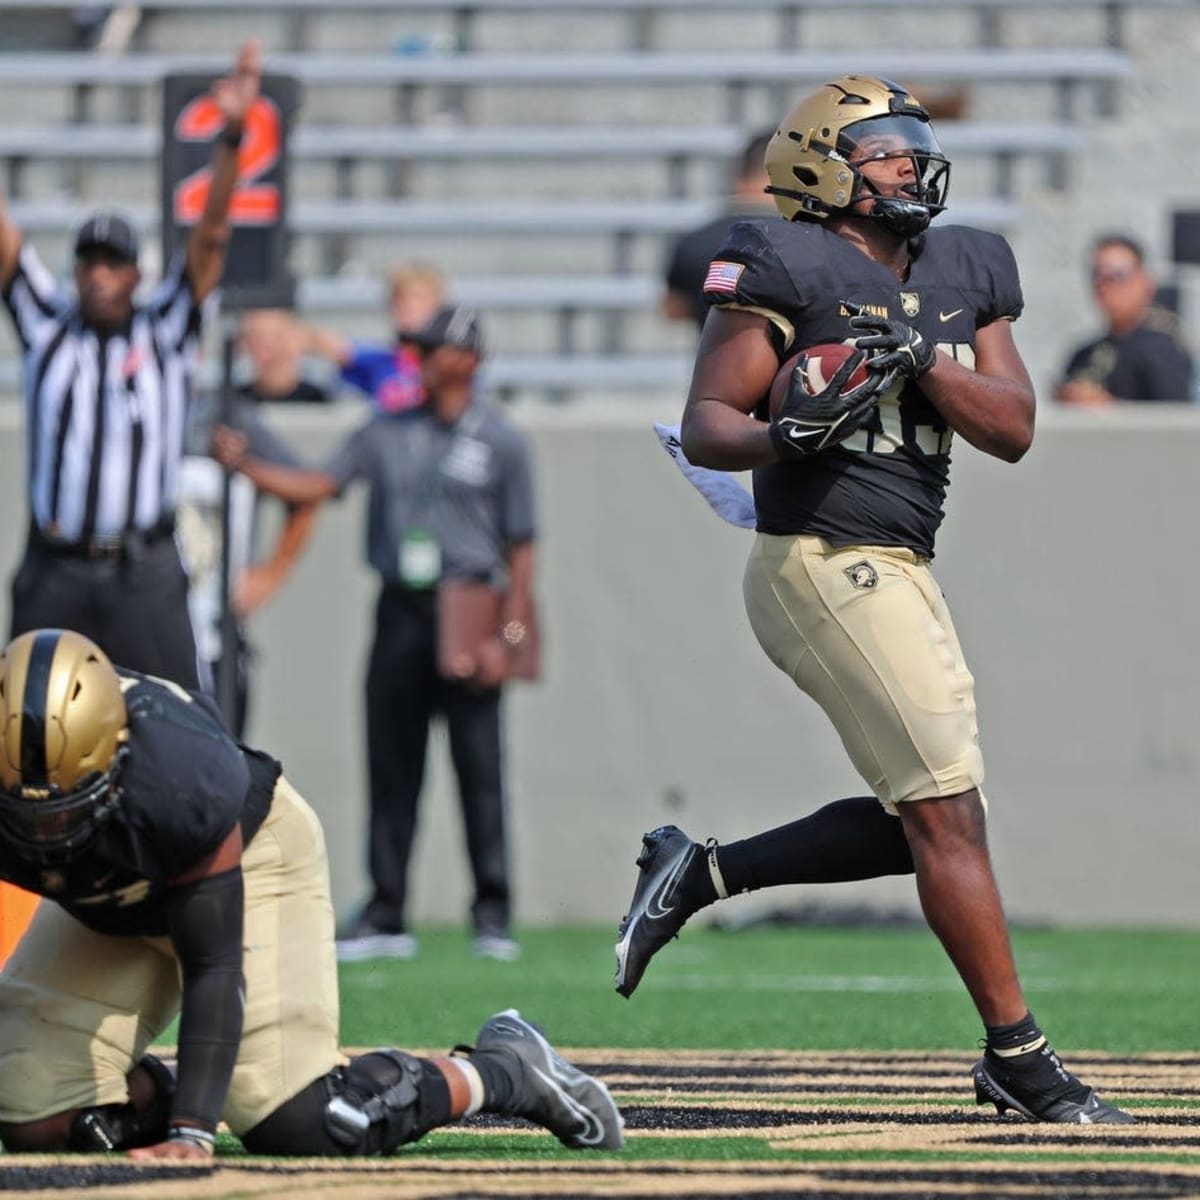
[{"left": 1055, "top": 234, "right": 1194, "bottom": 406}]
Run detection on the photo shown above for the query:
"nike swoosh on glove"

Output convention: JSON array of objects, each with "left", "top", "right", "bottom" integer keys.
[{"left": 768, "top": 350, "right": 893, "bottom": 462}]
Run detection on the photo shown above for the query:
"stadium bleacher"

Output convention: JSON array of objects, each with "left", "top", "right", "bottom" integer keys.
[
  {"left": 4, "top": 0, "right": 1184, "bottom": 53},
  {"left": 0, "top": 0, "right": 1188, "bottom": 400},
  {"left": 0, "top": 48, "right": 1134, "bottom": 126},
  {"left": 4, "top": 196, "right": 1025, "bottom": 271},
  {"left": 0, "top": 121, "right": 1086, "bottom": 201}
]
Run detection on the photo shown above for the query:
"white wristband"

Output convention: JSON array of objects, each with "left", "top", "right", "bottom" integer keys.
[{"left": 168, "top": 1125, "right": 216, "bottom": 1155}]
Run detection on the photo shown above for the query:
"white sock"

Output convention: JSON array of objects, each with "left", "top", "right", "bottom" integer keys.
[
  {"left": 706, "top": 839, "right": 730, "bottom": 900},
  {"left": 444, "top": 1056, "right": 485, "bottom": 1117}
]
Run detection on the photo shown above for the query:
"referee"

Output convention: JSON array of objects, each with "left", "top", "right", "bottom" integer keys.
[{"left": 0, "top": 41, "right": 262, "bottom": 688}]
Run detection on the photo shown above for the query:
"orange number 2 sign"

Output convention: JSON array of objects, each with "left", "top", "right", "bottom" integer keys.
[{"left": 173, "top": 94, "right": 282, "bottom": 226}]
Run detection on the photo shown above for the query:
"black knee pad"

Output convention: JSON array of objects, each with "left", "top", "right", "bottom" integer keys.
[
  {"left": 241, "top": 1051, "right": 450, "bottom": 1158},
  {"left": 66, "top": 1054, "right": 177, "bottom": 1152},
  {"left": 325, "top": 1050, "right": 429, "bottom": 1155}
]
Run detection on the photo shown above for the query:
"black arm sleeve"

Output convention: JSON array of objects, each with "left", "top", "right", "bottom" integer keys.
[{"left": 162, "top": 867, "right": 246, "bottom": 1134}]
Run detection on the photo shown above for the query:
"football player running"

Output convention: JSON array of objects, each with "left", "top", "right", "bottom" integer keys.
[
  {"left": 615, "top": 75, "right": 1132, "bottom": 1125},
  {"left": 0, "top": 629, "right": 622, "bottom": 1159}
]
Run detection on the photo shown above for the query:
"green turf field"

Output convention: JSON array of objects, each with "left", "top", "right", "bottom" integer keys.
[
  {"left": 337, "top": 923, "right": 1200, "bottom": 1053},
  {"left": 5, "top": 924, "right": 1196, "bottom": 1197}
]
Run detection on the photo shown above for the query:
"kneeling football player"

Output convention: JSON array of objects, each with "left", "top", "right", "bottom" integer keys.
[{"left": 0, "top": 629, "right": 622, "bottom": 1158}]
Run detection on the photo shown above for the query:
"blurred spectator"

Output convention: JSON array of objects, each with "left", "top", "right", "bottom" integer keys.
[
  {"left": 239, "top": 308, "right": 330, "bottom": 405},
  {"left": 387, "top": 261, "right": 446, "bottom": 340},
  {"left": 662, "top": 130, "right": 775, "bottom": 330},
  {"left": 1055, "top": 234, "right": 1194, "bottom": 406},
  {"left": 303, "top": 261, "right": 446, "bottom": 413},
  {"left": 214, "top": 305, "right": 538, "bottom": 964},
  {"left": 176, "top": 309, "right": 324, "bottom": 737}
]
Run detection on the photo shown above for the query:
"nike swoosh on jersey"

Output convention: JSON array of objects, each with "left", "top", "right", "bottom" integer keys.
[{"left": 939, "top": 308, "right": 964, "bottom": 322}]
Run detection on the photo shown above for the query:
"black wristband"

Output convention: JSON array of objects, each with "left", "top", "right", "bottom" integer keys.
[{"left": 220, "top": 125, "right": 244, "bottom": 150}]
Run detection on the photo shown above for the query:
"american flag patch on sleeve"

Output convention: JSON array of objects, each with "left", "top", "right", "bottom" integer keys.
[{"left": 703, "top": 260, "right": 745, "bottom": 295}]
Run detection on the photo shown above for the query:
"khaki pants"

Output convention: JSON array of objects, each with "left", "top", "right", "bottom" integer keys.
[
  {"left": 0, "top": 778, "right": 346, "bottom": 1134},
  {"left": 743, "top": 534, "right": 984, "bottom": 812}
]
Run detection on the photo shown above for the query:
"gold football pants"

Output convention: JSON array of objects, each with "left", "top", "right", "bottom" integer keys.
[{"left": 743, "top": 533, "right": 985, "bottom": 812}]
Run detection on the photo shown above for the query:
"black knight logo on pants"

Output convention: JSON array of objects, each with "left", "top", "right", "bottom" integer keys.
[{"left": 843, "top": 560, "right": 879, "bottom": 590}]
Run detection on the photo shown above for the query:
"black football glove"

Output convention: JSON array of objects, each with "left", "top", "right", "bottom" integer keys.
[
  {"left": 847, "top": 306, "right": 937, "bottom": 380},
  {"left": 768, "top": 349, "right": 891, "bottom": 461}
]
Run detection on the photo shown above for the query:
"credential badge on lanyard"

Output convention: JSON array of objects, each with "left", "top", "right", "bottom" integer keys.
[
  {"left": 398, "top": 528, "right": 441, "bottom": 589},
  {"left": 397, "top": 402, "right": 484, "bottom": 589}
]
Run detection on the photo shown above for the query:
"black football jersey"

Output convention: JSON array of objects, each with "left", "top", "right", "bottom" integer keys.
[
  {"left": 0, "top": 672, "right": 279, "bottom": 937},
  {"left": 705, "top": 218, "right": 1023, "bottom": 556}
]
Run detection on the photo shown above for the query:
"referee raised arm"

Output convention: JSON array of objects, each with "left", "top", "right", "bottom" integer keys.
[{"left": 0, "top": 41, "right": 262, "bottom": 688}]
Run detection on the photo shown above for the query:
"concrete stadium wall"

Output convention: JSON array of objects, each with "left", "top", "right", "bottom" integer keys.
[{"left": 1, "top": 398, "right": 1197, "bottom": 929}]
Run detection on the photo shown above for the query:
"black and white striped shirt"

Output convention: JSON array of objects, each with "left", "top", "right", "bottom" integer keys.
[{"left": 2, "top": 243, "right": 204, "bottom": 543}]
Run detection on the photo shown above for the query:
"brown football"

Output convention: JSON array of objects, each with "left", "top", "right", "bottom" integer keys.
[{"left": 769, "top": 342, "right": 869, "bottom": 418}]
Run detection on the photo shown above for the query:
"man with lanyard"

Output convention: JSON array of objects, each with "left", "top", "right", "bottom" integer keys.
[
  {"left": 0, "top": 41, "right": 262, "bottom": 689},
  {"left": 214, "top": 304, "right": 538, "bottom": 963}
]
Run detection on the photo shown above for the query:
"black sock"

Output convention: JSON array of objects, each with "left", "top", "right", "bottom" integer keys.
[
  {"left": 714, "top": 797, "right": 915, "bottom": 894},
  {"left": 467, "top": 1048, "right": 520, "bottom": 1113},
  {"left": 985, "top": 1012, "right": 1045, "bottom": 1059},
  {"left": 415, "top": 1060, "right": 453, "bottom": 1130},
  {"left": 680, "top": 840, "right": 718, "bottom": 909},
  {"left": 983, "top": 1016, "right": 1088, "bottom": 1102}
]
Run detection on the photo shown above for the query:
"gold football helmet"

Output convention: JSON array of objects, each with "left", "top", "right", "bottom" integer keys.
[
  {"left": 765, "top": 75, "right": 950, "bottom": 237},
  {"left": 0, "top": 629, "right": 129, "bottom": 860}
]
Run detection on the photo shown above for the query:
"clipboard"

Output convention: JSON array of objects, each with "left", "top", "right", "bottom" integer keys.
[{"left": 436, "top": 581, "right": 541, "bottom": 683}]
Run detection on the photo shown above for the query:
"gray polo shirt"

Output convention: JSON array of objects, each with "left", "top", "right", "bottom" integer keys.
[{"left": 324, "top": 400, "right": 537, "bottom": 585}]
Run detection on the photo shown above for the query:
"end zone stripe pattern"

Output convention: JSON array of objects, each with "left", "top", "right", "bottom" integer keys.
[{"left": 2, "top": 1051, "right": 1195, "bottom": 1197}]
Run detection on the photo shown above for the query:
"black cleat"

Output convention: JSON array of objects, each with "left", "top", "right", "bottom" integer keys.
[
  {"left": 973, "top": 1047, "right": 1136, "bottom": 1124},
  {"left": 614, "top": 824, "right": 704, "bottom": 999},
  {"left": 475, "top": 1009, "right": 624, "bottom": 1150}
]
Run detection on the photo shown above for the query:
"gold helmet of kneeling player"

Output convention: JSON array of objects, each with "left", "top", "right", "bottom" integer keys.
[
  {"left": 0, "top": 629, "right": 129, "bottom": 861},
  {"left": 765, "top": 75, "right": 951, "bottom": 238}
]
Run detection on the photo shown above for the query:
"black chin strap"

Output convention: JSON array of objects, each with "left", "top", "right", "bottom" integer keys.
[
  {"left": 869, "top": 197, "right": 934, "bottom": 238},
  {"left": 851, "top": 170, "right": 934, "bottom": 238}
]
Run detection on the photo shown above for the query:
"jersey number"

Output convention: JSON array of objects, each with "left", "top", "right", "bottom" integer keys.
[
  {"left": 841, "top": 342, "right": 974, "bottom": 457},
  {"left": 172, "top": 95, "right": 282, "bottom": 226}
]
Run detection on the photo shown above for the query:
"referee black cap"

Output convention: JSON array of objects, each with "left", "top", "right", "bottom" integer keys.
[
  {"left": 74, "top": 209, "right": 140, "bottom": 265},
  {"left": 408, "top": 304, "right": 486, "bottom": 356}
]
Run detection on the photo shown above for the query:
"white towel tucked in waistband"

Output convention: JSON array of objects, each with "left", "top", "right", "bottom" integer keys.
[{"left": 653, "top": 422, "right": 756, "bottom": 530}]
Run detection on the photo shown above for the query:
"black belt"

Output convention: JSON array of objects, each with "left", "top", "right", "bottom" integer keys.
[{"left": 29, "top": 517, "right": 176, "bottom": 561}]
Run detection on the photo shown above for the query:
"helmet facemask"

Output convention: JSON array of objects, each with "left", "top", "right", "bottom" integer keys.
[
  {"left": 839, "top": 114, "right": 950, "bottom": 237},
  {"left": 0, "top": 629, "right": 130, "bottom": 865},
  {"left": 0, "top": 746, "right": 127, "bottom": 863}
]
